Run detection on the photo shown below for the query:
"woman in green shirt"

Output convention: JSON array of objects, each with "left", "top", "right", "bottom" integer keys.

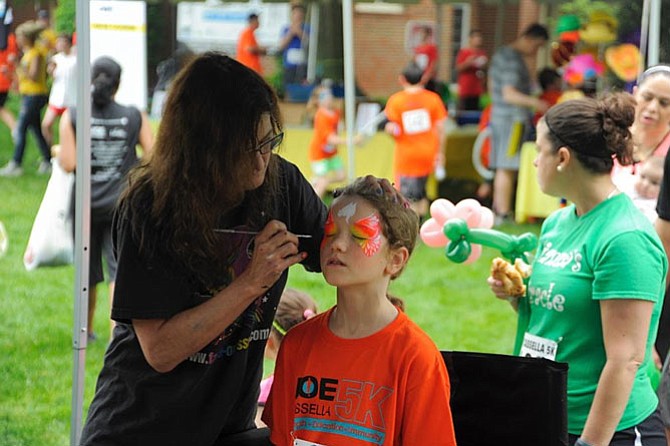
[{"left": 490, "top": 93, "right": 667, "bottom": 446}]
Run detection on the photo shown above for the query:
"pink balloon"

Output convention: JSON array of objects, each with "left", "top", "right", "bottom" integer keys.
[
  {"left": 479, "top": 207, "right": 494, "bottom": 229},
  {"left": 420, "top": 218, "right": 449, "bottom": 248},
  {"left": 463, "top": 243, "right": 483, "bottom": 264},
  {"left": 455, "top": 199, "right": 482, "bottom": 228},
  {"left": 430, "top": 199, "right": 456, "bottom": 225}
]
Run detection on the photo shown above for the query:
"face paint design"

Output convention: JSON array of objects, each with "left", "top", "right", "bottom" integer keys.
[
  {"left": 351, "top": 213, "right": 382, "bottom": 257},
  {"left": 337, "top": 201, "right": 357, "bottom": 222},
  {"left": 321, "top": 211, "right": 336, "bottom": 250}
]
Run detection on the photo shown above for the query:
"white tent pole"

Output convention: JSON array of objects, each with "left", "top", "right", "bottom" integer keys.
[
  {"left": 70, "top": 0, "right": 92, "bottom": 443},
  {"left": 648, "top": 0, "right": 661, "bottom": 66},
  {"left": 342, "top": 0, "right": 356, "bottom": 181},
  {"left": 307, "top": 2, "right": 319, "bottom": 83},
  {"left": 639, "top": 0, "right": 650, "bottom": 80}
]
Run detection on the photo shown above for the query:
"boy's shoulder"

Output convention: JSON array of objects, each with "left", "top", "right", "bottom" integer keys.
[
  {"left": 390, "top": 312, "right": 446, "bottom": 370},
  {"left": 387, "top": 88, "right": 442, "bottom": 107}
]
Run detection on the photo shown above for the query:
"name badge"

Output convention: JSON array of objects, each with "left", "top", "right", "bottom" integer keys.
[
  {"left": 415, "top": 54, "right": 429, "bottom": 70},
  {"left": 401, "top": 108, "right": 431, "bottom": 135},
  {"left": 519, "top": 332, "right": 558, "bottom": 360},
  {"left": 287, "top": 48, "right": 305, "bottom": 65}
]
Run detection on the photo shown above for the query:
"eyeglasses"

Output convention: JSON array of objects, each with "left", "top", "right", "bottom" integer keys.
[{"left": 249, "top": 132, "right": 284, "bottom": 155}]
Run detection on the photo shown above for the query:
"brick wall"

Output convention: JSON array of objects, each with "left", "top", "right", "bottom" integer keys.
[{"left": 353, "top": 0, "right": 540, "bottom": 99}]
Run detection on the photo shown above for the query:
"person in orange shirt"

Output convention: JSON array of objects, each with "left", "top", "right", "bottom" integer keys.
[
  {"left": 308, "top": 87, "right": 360, "bottom": 198},
  {"left": 236, "top": 13, "right": 266, "bottom": 74},
  {"left": 263, "top": 176, "right": 457, "bottom": 446},
  {"left": 384, "top": 61, "right": 447, "bottom": 217}
]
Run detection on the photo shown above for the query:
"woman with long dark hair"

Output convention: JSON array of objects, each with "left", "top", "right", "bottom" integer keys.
[{"left": 78, "top": 53, "right": 349, "bottom": 445}]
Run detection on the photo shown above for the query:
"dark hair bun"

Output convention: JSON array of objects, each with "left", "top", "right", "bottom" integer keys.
[{"left": 598, "top": 93, "right": 634, "bottom": 165}]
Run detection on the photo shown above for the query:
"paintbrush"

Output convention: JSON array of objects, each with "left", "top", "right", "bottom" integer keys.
[{"left": 213, "top": 229, "right": 312, "bottom": 239}]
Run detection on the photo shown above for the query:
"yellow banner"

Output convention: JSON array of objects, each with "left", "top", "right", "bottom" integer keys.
[{"left": 90, "top": 23, "right": 146, "bottom": 32}]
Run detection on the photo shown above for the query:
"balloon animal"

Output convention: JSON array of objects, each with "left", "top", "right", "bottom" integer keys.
[{"left": 420, "top": 198, "right": 538, "bottom": 264}]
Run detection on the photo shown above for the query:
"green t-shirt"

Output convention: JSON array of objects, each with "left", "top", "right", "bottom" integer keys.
[{"left": 516, "top": 193, "right": 667, "bottom": 434}]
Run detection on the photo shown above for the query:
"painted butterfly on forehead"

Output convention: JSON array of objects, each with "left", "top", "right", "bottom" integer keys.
[{"left": 323, "top": 203, "right": 383, "bottom": 257}]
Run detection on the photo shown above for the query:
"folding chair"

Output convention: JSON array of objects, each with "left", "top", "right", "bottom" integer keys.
[{"left": 442, "top": 351, "right": 569, "bottom": 446}]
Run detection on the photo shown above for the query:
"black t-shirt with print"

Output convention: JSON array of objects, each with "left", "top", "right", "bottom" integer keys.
[{"left": 80, "top": 157, "right": 327, "bottom": 445}]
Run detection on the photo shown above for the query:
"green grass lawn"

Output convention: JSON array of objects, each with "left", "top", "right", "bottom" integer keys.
[{"left": 0, "top": 99, "right": 541, "bottom": 444}]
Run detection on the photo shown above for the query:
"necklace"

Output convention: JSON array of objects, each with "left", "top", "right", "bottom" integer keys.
[{"left": 606, "top": 187, "right": 619, "bottom": 200}]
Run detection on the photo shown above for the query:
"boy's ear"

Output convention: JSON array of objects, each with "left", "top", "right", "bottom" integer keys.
[{"left": 386, "top": 246, "right": 409, "bottom": 277}]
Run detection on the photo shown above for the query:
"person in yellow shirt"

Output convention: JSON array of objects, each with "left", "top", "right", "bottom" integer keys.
[
  {"left": 36, "top": 9, "right": 56, "bottom": 57},
  {"left": 0, "top": 21, "right": 50, "bottom": 176}
]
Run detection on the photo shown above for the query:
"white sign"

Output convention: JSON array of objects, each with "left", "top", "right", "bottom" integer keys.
[
  {"left": 90, "top": 0, "right": 148, "bottom": 110},
  {"left": 177, "top": 1, "right": 290, "bottom": 54}
]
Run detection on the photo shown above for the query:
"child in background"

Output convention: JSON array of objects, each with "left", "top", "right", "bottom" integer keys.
[
  {"left": 308, "top": 87, "right": 350, "bottom": 198},
  {"left": 533, "top": 67, "right": 562, "bottom": 126},
  {"left": 263, "top": 176, "right": 457, "bottom": 446},
  {"left": 385, "top": 61, "right": 447, "bottom": 218},
  {"left": 623, "top": 155, "right": 665, "bottom": 222},
  {"left": 41, "top": 33, "right": 76, "bottom": 147},
  {"left": 256, "top": 288, "right": 318, "bottom": 426}
]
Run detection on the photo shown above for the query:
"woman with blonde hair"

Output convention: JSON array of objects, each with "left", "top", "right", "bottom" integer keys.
[{"left": 0, "top": 21, "right": 50, "bottom": 176}]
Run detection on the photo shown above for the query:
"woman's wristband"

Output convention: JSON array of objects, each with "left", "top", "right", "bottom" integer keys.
[{"left": 574, "top": 438, "right": 593, "bottom": 446}]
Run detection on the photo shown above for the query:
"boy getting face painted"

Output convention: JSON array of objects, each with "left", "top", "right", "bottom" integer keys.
[{"left": 263, "top": 176, "right": 457, "bottom": 446}]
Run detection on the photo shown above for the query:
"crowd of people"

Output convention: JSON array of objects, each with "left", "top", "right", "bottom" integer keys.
[
  {"left": 67, "top": 49, "right": 670, "bottom": 446},
  {"left": 0, "top": 10, "right": 76, "bottom": 177},
  {"left": 4, "top": 5, "right": 670, "bottom": 446}
]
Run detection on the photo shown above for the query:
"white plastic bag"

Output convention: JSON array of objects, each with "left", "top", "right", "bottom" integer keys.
[
  {"left": 23, "top": 159, "right": 74, "bottom": 270},
  {"left": 0, "top": 220, "right": 7, "bottom": 257}
]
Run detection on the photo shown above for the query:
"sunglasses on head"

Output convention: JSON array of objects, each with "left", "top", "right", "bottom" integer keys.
[{"left": 249, "top": 132, "right": 284, "bottom": 155}]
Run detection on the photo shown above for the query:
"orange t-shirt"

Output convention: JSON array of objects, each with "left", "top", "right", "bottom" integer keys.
[
  {"left": 0, "top": 34, "right": 17, "bottom": 92},
  {"left": 385, "top": 88, "right": 447, "bottom": 177},
  {"left": 309, "top": 107, "right": 340, "bottom": 162},
  {"left": 263, "top": 308, "right": 457, "bottom": 446},
  {"left": 236, "top": 26, "right": 261, "bottom": 74}
]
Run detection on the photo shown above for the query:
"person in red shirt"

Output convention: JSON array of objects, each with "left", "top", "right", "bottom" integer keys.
[
  {"left": 236, "top": 13, "right": 266, "bottom": 74},
  {"left": 384, "top": 61, "right": 447, "bottom": 217},
  {"left": 0, "top": 32, "right": 17, "bottom": 134},
  {"left": 263, "top": 176, "right": 457, "bottom": 446},
  {"left": 455, "top": 29, "right": 488, "bottom": 112},
  {"left": 533, "top": 67, "right": 562, "bottom": 126},
  {"left": 413, "top": 25, "right": 439, "bottom": 95}
]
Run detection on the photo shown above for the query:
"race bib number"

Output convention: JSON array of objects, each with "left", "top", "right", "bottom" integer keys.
[
  {"left": 401, "top": 108, "right": 431, "bottom": 135},
  {"left": 520, "top": 332, "right": 557, "bottom": 360},
  {"left": 295, "top": 439, "right": 328, "bottom": 446},
  {"left": 415, "top": 54, "right": 429, "bottom": 70},
  {"left": 287, "top": 48, "right": 305, "bottom": 65}
]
